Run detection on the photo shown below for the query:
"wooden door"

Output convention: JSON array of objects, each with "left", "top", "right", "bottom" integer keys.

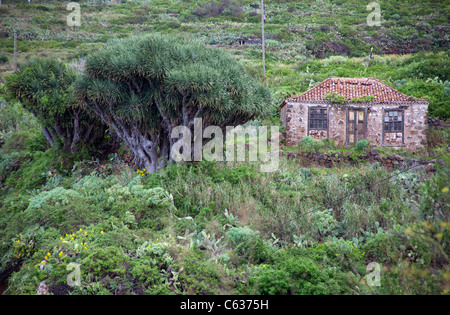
[{"left": 347, "top": 109, "right": 366, "bottom": 145}]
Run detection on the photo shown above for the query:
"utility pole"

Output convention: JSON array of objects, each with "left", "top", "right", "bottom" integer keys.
[
  {"left": 261, "top": 0, "right": 266, "bottom": 85},
  {"left": 13, "top": 31, "right": 17, "bottom": 71}
]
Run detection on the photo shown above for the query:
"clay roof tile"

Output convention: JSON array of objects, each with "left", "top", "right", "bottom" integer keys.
[{"left": 284, "top": 77, "right": 427, "bottom": 104}]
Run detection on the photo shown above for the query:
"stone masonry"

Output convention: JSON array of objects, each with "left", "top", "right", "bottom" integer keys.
[{"left": 281, "top": 77, "right": 429, "bottom": 151}]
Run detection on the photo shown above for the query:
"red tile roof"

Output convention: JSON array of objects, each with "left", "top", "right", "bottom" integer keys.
[{"left": 283, "top": 77, "right": 428, "bottom": 104}]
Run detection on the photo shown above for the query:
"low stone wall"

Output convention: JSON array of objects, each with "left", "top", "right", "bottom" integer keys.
[{"left": 281, "top": 149, "right": 444, "bottom": 172}]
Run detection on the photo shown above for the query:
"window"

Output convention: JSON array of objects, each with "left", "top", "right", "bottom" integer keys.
[
  {"left": 309, "top": 108, "right": 328, "bottom": 130},
  {"left": 383, "top": 110, "right": 403, "bottom": 132}
]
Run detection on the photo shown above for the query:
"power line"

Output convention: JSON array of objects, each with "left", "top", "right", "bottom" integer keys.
[
  {"left": 235, "top": 152, "right": 448, "bottom": 248},
  {"left": 261, "top": 0, "right": 266, "bottom": 86}
]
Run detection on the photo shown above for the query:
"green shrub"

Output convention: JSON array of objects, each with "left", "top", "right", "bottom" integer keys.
[
  {"left": 0, "top": 151, "right": 32, "bottom": 183},
  {"left": 280, "top": 256, "right": 328, "bottom": 295},
  {"left": 179, "top": 249, "right": 232, "bottom": 295},
  {"left": 355, "top": 139, "right": 370, "bottom": 151},
  {"left": 235, "top": 237, "right": 274, "bottom": 265},
  {"left": 24, "top": 191, "right": 102, "bottom": 234},
  {"left": 129, "top": 258, "right": 161, "bottom": 285},
  {"left": 81, "top": 246, "right": 129, "bottom": 277},
  {"left": 1, "top": 130, "right": 47, "bottom": 154},
  {"left": 4, "top": 149, "right": 59, "bottom": 191},
  {"left": 248, "top": 268, "right": 291, "bottom": 295},
  {"left": 0, "top": 55, "right": 8, "bottom": 64},
  {"left": 362, "top": 231, "right": 398, "bottom": 263},
  {"left": 325, "top": 93, "right": 348, "bottom": 104},
  {"left": 225, "top": 226, "right": 256, "bottom": 246},
  {"left": 299, "top": 136, "right": 318, "bottom": 152}
]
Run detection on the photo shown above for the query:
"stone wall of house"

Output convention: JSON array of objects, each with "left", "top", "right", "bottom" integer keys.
[
  {"left": 365, "top": 103, "right": 428, "bottom": 150},
  {"left": 282, "top": 101, "right": 428, "bottom": 150},
  {"left": 403, "top": 103, "right": 429, "bottom": 150},
  {"left": 326, "top": 104, "right": 346, "bottom": 146},
  {"left": 283, "top": 102, "right": 308, "bottom": 145},
  {"left": 283, "top": 101, "right": 349, "bottom": 146}
]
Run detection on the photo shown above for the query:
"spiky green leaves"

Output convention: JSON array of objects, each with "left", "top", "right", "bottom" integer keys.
[
  {"left": 73, "top": 33, "right": 272, "bottom": 170},
  {"left": 6, "top": 58, "right": 108, "bottom": 152},
  {"left": 6, "top": 58, "right": 77, "bottom": 124}
]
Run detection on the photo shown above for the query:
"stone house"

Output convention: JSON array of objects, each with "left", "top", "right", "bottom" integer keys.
[{"left": 280, "top": 77, "right": 429, "bottom": 150}]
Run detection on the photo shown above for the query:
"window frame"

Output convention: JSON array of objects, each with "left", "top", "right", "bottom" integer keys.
[
  {"left": 308, "top": 107, "right": 329, "bottom": 133},
  {"left": 382, "top": 108, "right": 405, "bottom": 146}
]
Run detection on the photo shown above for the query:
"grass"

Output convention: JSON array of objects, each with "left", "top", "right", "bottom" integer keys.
[
  {"left": 0, "top": 136, "right": 447, "bottom": 294},
  {"left": 0, "top": 0, "right": 448, "bottom": 296}
]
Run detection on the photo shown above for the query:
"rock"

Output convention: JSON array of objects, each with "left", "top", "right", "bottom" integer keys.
[
  {"left": 370, "top": 149, "right": 378, "bottom": 156},
  {"left": 36, "top": 281, "right": 49, "bottom": 295},
  {"left": 287, "top": 152, "right": 296, "bottom": 160},
  {"left": 425, "top": 163, "right": 435, "bottom": 173}
]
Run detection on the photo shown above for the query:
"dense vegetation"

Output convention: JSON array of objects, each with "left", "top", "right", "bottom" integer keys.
[
  {"left": 5, "top": 58, "right": 110, "bottom": 153},
  {"left": 0, "top": 0, "right": 448, "bottom": 119},
  {"left": 73, "top": 33, "right": 271, "bottom": 171},
  {"left": 0, "top": 0, "right": 448, "bottom": 295}
]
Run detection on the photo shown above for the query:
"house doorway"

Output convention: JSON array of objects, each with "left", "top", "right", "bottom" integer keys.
[{"left": 347, "top": 109, "right": 366, "bottom": 145}]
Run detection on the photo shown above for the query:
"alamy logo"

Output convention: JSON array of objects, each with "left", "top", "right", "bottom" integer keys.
[
  {"left": 67, "top": 262, "right": 81, "bottom": 287},
  {"left": 366, "top": 262, "right": 381, "bottom": 286},
  {"left": 170, "top": 118, "right": 279, "bottom": 172},
  {"left": 367, "top": 2, "right": 382, "bottom": 26},
  {"left": 67, "top": 2, "right": 81, "bottom": 27}
]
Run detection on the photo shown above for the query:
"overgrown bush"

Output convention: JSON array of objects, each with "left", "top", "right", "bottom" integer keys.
[
  {"left": 0, "top": 55, "right": 8, "bottom": 64},
  {"left": 356, "top": 139, "right": 370, "bottom": 151},
  {"left": 5, "top": 58, "right": 109, "bottom": 153}
]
